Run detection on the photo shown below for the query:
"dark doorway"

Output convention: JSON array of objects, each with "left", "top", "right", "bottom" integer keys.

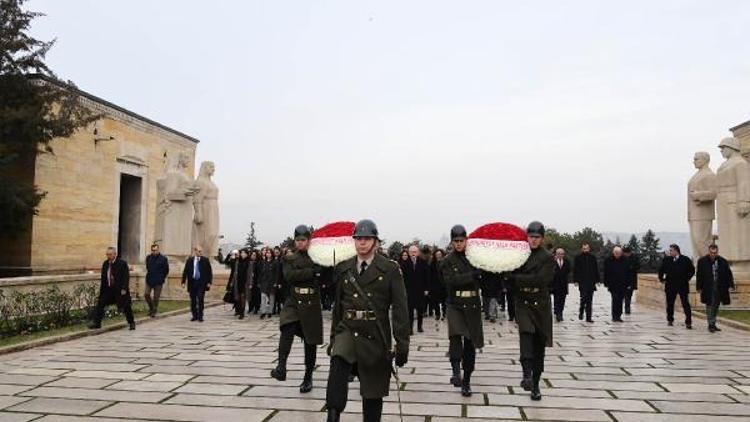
[{"left": 118, "top": 174, "right": 142, "bottom": 263}]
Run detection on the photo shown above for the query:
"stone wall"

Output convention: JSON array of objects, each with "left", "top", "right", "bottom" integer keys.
[
  {"left": 636, "top": 273, "right": 750, "bottom": 310},
  {"left": 0, "top": 269, "right": 230, "bottom": 302},
  {"left": 731, "top": 119, "right": 750, "bottom": 159}
]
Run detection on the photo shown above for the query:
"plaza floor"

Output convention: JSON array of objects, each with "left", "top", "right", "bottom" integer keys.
[{"left": 0, "top": 289, "right": 749, "bottom": 422}]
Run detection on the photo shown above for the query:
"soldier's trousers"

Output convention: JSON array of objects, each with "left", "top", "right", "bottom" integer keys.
[
  {"left": 326, "top": 356, "right": 383, "bottom": 422},
  {"left": 519, "top": 332, "right": 546, "bottom": 375},
  {"left": 277, "top": 321, "right": 316, "bottom": 371},
  {"left": 448, "top": 336, "right": 476, "bottom": 373}
]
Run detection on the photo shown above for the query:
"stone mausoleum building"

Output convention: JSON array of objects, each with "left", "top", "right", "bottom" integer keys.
[
  {"left": 0, "top": 78, "right": 199, "bottom": 277},
  {"left": 731, "top": 119, "right": 750, "bottom": 159}
]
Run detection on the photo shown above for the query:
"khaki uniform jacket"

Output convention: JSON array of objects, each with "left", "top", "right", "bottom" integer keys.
[
  {"left": 279, "top": 251, "right": 323, "bottom": 345},
  {"left": 512, "top": 247, "right": 554, "bottom": 347},
  {"left": 440, "top": 252, "right": 484, "bottom": 349},
  {"left": 330, "top": 254, "right": 410, "bottom": 399}
]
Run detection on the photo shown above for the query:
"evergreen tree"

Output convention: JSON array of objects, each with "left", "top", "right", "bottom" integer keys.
[
  {"left": 626, "top": 234, "right": 641, "bottom": 254},
  {"left": 279, "top": 236, "right": 294, "bottom": 250},
  {"left": 639, "top": 229, "right": 662, "bottom": 272},
  {"left": 571, "top": 227, "right": 605, "bottom": 253},
  {"left": 1, "top": 0, "right": 98, "bottom": 237},
  {"left": 387, "top": 241, "right": 405, "bottom": 260},
  {"left": 244, "top": 221, "right": 262, "bottom": 249}
]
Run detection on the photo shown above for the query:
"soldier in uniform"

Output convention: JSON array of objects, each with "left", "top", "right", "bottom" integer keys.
[
  {"left": 440, "top": 224, "right": 484, "bottom": 397},
  {"left": 271, "top": 225, "right": 323, "bottom": 393},
  {"left": 506, "top": 221, "right": 554, "bottom": 400},
  {"left": 325, "top": 219, "right": 410, "bottom": 422}
]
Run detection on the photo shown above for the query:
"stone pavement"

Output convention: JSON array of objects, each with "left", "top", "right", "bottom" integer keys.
[{"left": 1, "top": 288, "right": 749, "bottom": 422}]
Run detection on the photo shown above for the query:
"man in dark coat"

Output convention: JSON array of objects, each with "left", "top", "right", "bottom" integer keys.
[
  {"left": 622, "top": 246, "right": 640, "bottom": 315},
  {"left": 440, "top": 224, "right": 484, "bottom": 397},
  {"left": 696, "top": 244, "right": 735, "bottom": 332},
  {"left": 507, "top": 221, "right": 554, "bottom": 401},
  {"left": 550, "top": 247, "right": 571, "bottom": 322},
  {"left": 658, "top": 244, "right": 696, "bottom": 329},
  {"left": 325, "top": 219, "right": 409, "bottom": 422},
  {"left": 145, "top": 243, "right": 169, "bottom": 317},
  {"left": 273, "top": 225, "right": 324, "bottom": 394},
  {"left": 181, "top": 245, "right": 213, "bottom": 322},
  {"left": 573, "top": 243, "right": 599, "bottom": 322},
  {"left": 481, "top": 271, "right": 502, "bottom": 323},
  {"left": 603, "top": 246, "right": 628, "bottom": 322},
  {"left": 89, "top": 247, "right": 135, "bottom": 330},
  {"left": 402, "top": 244, "right": 430, "bottom": 333}
]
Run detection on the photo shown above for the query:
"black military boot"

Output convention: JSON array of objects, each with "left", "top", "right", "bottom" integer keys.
[
  {"left": 326, "top": 408, "right": 341, "bottom": 422},
  {"left": 530, "top": 373, "right": 542, "bottom": 401},
  {"left": 299, "top": 368, "right": 314, "bottom": 393},
  {"left": 450, "top": 360, "right": 462, "bottom": 387},
  {"left": 461, "top": 371, "right": 472, "bottom": 397},
  {"left": 520, "top": 360, "right": 533, "bottom": 391},
  {"left": 270, "top": 356, "right": 287, "bottom": 381}
]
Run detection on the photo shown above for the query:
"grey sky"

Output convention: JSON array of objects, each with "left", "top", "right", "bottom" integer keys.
[{"left": 30, "top": 0, "right": 750, "bottom": 246}]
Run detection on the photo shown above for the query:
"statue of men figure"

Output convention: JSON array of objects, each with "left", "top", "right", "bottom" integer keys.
[
  {"left": 192, "top": 161, "right": 220, "bottom": 260},
  {"left": 716, "top": 137, "right": 750, "bottom": 269},
  {"left": 687, "top": 151, "right": 717, "bottom": 262},
  {"left": 155, "top": 153, "right": 195, "bottom": 257}
]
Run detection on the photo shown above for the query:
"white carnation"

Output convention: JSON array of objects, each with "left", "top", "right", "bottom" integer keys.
[
  {"left": 466, "top": 239, "right": 531, "bottom": 273},
  {"left": 309, "top": 237, "right": 357, "bottom": 267}
]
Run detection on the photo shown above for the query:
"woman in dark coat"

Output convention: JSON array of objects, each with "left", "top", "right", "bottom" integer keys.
[
  {"left": 258, "top": 248, "right": 279, "bottom": 319},
  {"left": 234, "top": 249, "right": 252, "bottom": 319},
  {"left": 430, "top": 249, "right": 447, "bottom": 321},
  {"left": 248, "top": 250, "right": 262, "bottom": 315}
]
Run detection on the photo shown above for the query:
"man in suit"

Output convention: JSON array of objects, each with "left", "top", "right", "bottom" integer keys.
[
  {"left": 89, "top": 247, "right": 135, "bottom": 330},
  {"left": 696, "top": 244, "right": 735, "bottom": 332},
  {"left": 573, "top": 243, "right": 599, "bottom": 322},
  {"left": 145, "top": 243, "right": 169, "bottom": 317},
  {"left": 182, "top": 245, "right": 213, "bottom": 322},
  {"left": 658, "top": 244, "right": 696, "bottom": 329},
  {"left": 403, "top": 244, "right": 429, "bottom": 334},
  {"left": 550, "top": 247, "right": 571, "bottom": 322}
]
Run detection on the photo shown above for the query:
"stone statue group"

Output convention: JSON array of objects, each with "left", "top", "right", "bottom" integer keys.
[
  {"left": 154, "top": 154, "right": 219, "bottom": 261},
  {"left": 688, "top": 136, "right": 750, "bottom": 272}
]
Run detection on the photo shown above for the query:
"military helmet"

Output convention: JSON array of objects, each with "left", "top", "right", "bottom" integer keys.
[
  {"left": 353, "top": 219, "right": 379, "bottom": 239},
  {"left": 450, "top": 224, "right": 468, "bottom": 240},
  {"left": 526, "top": 221, "right": 546, "bottom": 237},
  {"left": 293, "top": 224, "right": 312, "bottom": 239},
  {"left": 718, "top": 137, "right": 741, "bottom": 152}
]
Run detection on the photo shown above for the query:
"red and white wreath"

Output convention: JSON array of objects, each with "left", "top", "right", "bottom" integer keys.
[
  {"left": 466, "top": 222, "right": 531, "bottom": 273},
  {"left": 308, "top": 221, "right": 357, "bottom": 267}
]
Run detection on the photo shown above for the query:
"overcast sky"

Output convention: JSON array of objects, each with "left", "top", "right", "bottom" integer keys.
[{"left": 30, "top": 0, "right": 750, "bottom": 245}]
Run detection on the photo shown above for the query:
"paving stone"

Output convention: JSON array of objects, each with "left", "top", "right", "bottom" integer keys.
[
  {"left": 612, "top": 390, "right": 737, "bottom": 402},
  {"left": 612, "top": 412, "right": 750, "bottom": 422},
  {"left": 166, "top": 393, "right": 324, "bottom": 411},
  {"left": 522, "top": 407, "right": 611, "bottom": 421},
  {"left": 60, "top": 371, "right": 148, "bottom": 380},
  {"left": 0, "top": 396, "right": 31, "bottom": 411},
  {"left": 43, "top": 378, "right": 117, "bottom": 389},
  {"left": 106, "top": 380, "right": 183, "bottom": 392},
  {"left": 8, "top": 397, "right": 111, "bottom": 415},
  {"left": 0, "top": 376, "right": 56, "bottom": 386},
  {"left": 0, "top": 385, "right": 33, "bottom": 396},
  {"left": 661, "top": 383, "right": 739, "bottom": 393},
  {"left": 0, "top": 412, "right": 41, "bottom": 422},
  {"left": 487, "top": 394, "right": 653, "bottom": 412},
  {"left": 651, "top": 400, "right": 750, "bottom": 416},
  {"left": 95, "top": 402, "right": 271, "bottom": 421},
  {"left": 173, "top": 383, "right": 247, "bottom": 395},
  {"left": 143, "top": 374, "right": 195, "bottom": 382},
  {"left": 19, "top": 386, "right": 170, "bottom": 403},
  {"left": 466, "top": 405, "right": 521, "bottom": 418}
]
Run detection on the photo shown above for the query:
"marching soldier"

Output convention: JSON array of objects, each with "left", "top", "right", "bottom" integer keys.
[
  {"left": 325, "top": 219, "right": 410, "bottom": 422},
  {"left": 440, "top": 224, "right": 484, "bottom": 397},
  {"left": 507, "top": 221, "right": 554, "bottom": 400},
  {"left": 271, "top": 225, "right": 323, "bottom": 393}
]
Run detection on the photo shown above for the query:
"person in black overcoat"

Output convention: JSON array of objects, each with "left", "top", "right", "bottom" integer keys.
[
  {"left": 658, "top": 244, "right": 695, "bottom": 329},
  {"left": 603, "top": 247, "right": 629, "bottom": 322},
  {"left": 573, "top": 243, "right": 599, "bottom": 322},
  {"left": 696, "top": 244, "right": 735, "bottom": 332},
  {"left": 89, "top": 247, "right": 135, "bottom": 330}
]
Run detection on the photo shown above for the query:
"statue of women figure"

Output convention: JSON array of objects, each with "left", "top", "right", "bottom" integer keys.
[
  {"left": 155, "top": 153, "right": 195, "bottom": 257},
  {"left": 716, "top": 137, "right": 750, "bottom": 268},
  {"left": 192, "top": 161, "right": 220, "bottom": 259}
]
